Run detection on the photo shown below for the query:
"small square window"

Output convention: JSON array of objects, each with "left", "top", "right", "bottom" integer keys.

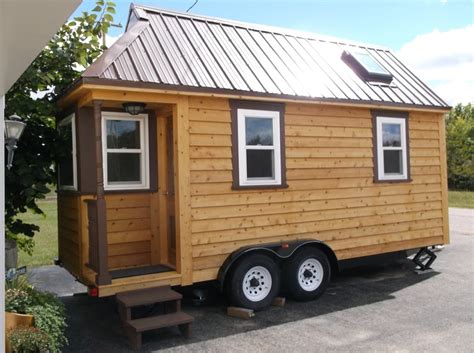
[
  {"left": 374, "top": 114, "right": 410, "bottom": 182},
  {"left": 231, "top": 101, "right": 287, "bottom": 189}
]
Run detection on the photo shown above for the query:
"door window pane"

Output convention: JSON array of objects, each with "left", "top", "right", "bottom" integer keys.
[
  {"left": 245, "top": 118, "right": 273, "bottom": 146},
  {"left": 107, "top": 120, "right": 140, "bottom": 149},
  {"left": 383, "top": 150, "right": 402, "bottom": 174},
  {"left": 107, "top": 153, "right": 141, "bottom": 183},
  {"left": 382, "top": 123, "right": 401, "bottom": 147},
  {"left": 247, "top": 150, "right": 274, "bottom": 178}
]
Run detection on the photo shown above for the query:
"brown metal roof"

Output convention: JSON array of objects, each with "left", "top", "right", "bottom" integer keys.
[{"left": 83, "top": 4, "right": 449, "bottom": 109}]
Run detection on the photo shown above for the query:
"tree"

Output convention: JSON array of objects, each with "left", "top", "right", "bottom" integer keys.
[
  {"left": 445, "top": 103, "right": 474, "bottom": 190},
  {"left": 4, "top": 1, "right": 117, "bottom": 252}
]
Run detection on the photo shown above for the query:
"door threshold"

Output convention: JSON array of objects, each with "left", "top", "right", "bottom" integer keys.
[{"left": 110, "top": 265, "right": 173, "bottom": 280}]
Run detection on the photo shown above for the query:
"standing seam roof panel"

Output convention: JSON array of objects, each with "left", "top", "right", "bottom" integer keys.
[
  {"left": 239, "top": 27, "right": 298, "bottom": 96},
  {"left": 140, "top": 26, "right": 180, "bottom": 85},
  {"left": 370, "top": 51, "right": 421, "bottom": 105},
  {"left": 149, "top": 15, "right": 199, "bottom": 86},
  {"left": 193, "top": 20, "right": 250, "bottom": 91},
  {"left": 256, "top": 31, "right": 312, "bottom": 97},
  {"left": 180, "top": 18, "right": 234, "bottom": 89},
  {"left": 128, "top": 40, "right": 160, "bottom": 83},
  {"left": 162, "top": 15, "right": 215, "bottom": 87},
  {"left": 380, "top": 51, "right": 435, "bottom": 106},
  {"left": 386, "top": 51, "right": 447, "bottom": 106},
  {"left": 284, "top": 36, "right": 344, "bottom": 98},
  {"left": 302, "top": 39, "right": 363, "bottom": 100},
  {"left": 82, "top": 5, "right": 449, "bottom": 109},
  {"left": 269, "top": 33, "right": 335, "bottom": 99},
  {"left": 208, "top": 23, "right": 266, "bottom": 92},
  {"left": 222, "top": 25, "right": 281, "bottom": 94}
]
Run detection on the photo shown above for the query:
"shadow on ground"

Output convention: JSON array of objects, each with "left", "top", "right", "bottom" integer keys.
[{"left": 62, "top": 257, "right": 438, "bottom": 353}]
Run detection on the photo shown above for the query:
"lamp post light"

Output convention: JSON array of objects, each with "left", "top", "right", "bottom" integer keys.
[{"left": 4, "top": 114, "right": 26, "bottom": 170}]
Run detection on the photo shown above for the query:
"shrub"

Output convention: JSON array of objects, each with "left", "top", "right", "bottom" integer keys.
[
  {"left": 26, "top": 304, "right": 68, "bottom": 353},
  {"left": 5, "top": 276, "right": 68, "bottom": 352},
  {"left": 5, "top": 289, "right": 32, "bottom": 313},
  {"left": 8, "top": 327, "right": 49, "bottom": 353}
]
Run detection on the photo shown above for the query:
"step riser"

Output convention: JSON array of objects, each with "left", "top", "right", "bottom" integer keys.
[{"left": 116, "top": 285, "right": 194, "bottom": 350}]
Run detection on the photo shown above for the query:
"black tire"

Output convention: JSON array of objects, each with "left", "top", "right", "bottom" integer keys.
[
  {"left": 226, "top": 254, "right": 280, "bottom": 311},
  {"left": 283, "top": 247, "right": 331, "bottom": 301}
]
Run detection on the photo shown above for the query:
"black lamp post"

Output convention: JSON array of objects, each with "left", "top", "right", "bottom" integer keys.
[{"left": 4, "top": 114, "right": 26, "bottom": 170}]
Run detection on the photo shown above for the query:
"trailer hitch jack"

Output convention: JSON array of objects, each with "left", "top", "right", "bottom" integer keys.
[{"left": 412, "top": 247, "right": 437, "bottom": 271}]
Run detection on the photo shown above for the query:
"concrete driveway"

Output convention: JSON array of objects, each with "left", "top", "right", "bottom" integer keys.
[{"left": 30, "top": 208, "right": 473, "bottom": 352}]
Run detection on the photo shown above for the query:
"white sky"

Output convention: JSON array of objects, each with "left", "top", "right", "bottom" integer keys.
[{"left": 398, "top": 25, "right": 474, "bottom": 106}]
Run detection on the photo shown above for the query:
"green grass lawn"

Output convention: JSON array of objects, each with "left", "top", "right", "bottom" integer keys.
[
  {"left": 18, "top": 200, "right": 58, "bottom": 268},
  {"left": 448, "top": 190, "right": 474, "bottom": 209}
]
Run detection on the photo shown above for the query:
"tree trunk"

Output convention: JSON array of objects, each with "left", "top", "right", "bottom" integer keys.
[{"left": 5, "top": 238, "right": 18, "bottom": 270}]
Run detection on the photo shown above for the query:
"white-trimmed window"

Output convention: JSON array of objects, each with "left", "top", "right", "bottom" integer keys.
[
  {"left": 102, "top": 112, "right": 149, "bottom": 190},
  {"left": 375, "top": 116, "right": 409, "bottom": 181},
  {"left": 237, "top": 108, "right": 282, "bottom": 187},
  {"left": 58, "top": 114, "right": 77, "bottom": 190}
]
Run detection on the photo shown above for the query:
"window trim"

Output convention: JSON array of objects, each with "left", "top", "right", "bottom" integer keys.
[
  {"left": 58, "top": 114, "right": 77, "bottom": 191},
  {"left": 230, "top": 100, "right": 287, "bottom": 190},
  {"left": 372, "top": 110, "right": 411, "bottom": 183},
  {"left": 101, "top": 112, "right": 149, "bottom": 191}
]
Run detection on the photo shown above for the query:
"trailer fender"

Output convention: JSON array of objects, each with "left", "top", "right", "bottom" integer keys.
[{"left": 217, "top": 240, "right": 338, "bottom": 292}]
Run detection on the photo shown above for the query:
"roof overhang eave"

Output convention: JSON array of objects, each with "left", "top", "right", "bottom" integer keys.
[{"left": 59, "top": 77, "right": 452, "bottom": 113}]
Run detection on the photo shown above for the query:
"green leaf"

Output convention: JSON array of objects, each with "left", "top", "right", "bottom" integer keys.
[{"left": 103, "top": 13, "right": 113, "bottom": 22}]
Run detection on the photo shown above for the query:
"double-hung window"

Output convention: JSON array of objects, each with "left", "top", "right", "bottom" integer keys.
[
  {"left": 102, "top": 112, "right": 149, "bottom": 190},
  {"left": 58, "top": 114, "right": 77, "bottom": 190},
  {"left": 374, "top": 114, "right": 410, "bottom": 181},
  {"left": 231, "top": 101, "right": 286, "bottom": 188}
]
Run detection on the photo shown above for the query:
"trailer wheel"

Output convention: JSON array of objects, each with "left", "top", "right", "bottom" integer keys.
[
  {"left": 226, "top": 254, "right": 280, "bottom": 311},
  {"left": 283, "top": 247, "right": 330, "bottom": 301}
]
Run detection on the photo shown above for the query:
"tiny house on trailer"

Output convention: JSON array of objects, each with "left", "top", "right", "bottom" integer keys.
[{"left": 57, "top": 4, "right": 450, "bottom": 317}]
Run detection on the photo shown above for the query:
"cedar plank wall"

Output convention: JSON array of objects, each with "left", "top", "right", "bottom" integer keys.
[
  {"left": 57, "top": 193, "right": 82, "bottom": 276},
  {"left": 188, "top": 97, "right": 446, "bottom": 283},
  {"left": 59, "top": 193, "right": 155, "bottom": 282},
  {"left": 103, "top": 193, "right": 153, "bottom": 271},
  {"left": 105, "top": 193, "right": 153, "bottom": 270}
]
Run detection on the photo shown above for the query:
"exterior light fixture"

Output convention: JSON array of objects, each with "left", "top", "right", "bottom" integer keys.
[
  {"left": 123, "top": 102, "right": 146, "bottom": 115},
  {"left": 4, "top": 114, "right": 26, "bottom": 170}
]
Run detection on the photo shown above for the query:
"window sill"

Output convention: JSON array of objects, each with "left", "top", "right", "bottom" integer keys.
[
  {"left": 373, "top": 178, "right": 412, "bottom": 184},
  {"left": 232, "top": 183, "right": 289, "bottom": 191},
  {"left": 104, "top": 188, "right": 157, "bottom": 194}
]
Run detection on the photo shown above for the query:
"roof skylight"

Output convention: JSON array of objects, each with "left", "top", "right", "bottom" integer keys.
[{"left": 341, "top": 50, "right": 393, "bottom": 84}]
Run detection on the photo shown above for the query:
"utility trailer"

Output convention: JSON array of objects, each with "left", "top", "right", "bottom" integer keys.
[{"left": 56, "top": 3, "right": 449, "bottom": 321}]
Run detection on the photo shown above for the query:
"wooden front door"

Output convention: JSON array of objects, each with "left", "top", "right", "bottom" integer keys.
[{"left": 156, "top": 114, "right": 176, "bottom": 267}]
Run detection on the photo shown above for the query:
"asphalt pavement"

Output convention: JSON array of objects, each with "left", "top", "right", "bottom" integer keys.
[{"left": 29, "top": 208, "right": 473, "bottom": 353}]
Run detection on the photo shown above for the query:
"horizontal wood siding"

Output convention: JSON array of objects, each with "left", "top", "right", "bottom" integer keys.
[
  {"left": 58, "top": 193, "right": 82, "bottom": 277},
  {"left": 188, "top": 97, "right": 445, "bottom": 282},
  {"left": 105, "top": 193, "right": 153, "bottom": 270}
]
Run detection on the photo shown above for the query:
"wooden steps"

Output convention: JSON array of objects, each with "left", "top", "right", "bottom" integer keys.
[{"left": 116, "top": 285, "right": 193, "bottom": 349}]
